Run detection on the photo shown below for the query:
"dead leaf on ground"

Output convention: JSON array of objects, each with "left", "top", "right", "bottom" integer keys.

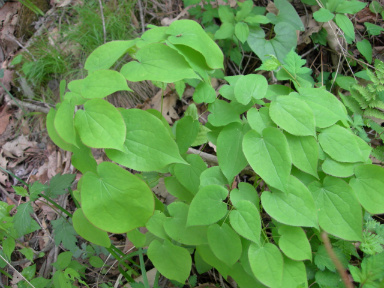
[
  {"left": 35, "top": 198, "right": 56, "bottom": 221},
  {"left": 0, "top": 149, "right": 8, "bottom": 185},
  {"left": 2, "top": 135, "right": 37, "bottom": 158},
  {"left": 298, "top": 15, "right": 321, "bottom": 46},
  {"left": 0, "top": 105, "right": 11, "bottom": 135}
]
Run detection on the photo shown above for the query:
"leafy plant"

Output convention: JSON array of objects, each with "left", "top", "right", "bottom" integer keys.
[{"left": 46, "top": 19, "right": 384, "bottom": 287}]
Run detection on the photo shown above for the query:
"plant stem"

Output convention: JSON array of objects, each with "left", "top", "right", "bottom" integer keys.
[
  {"left": 38, "top": 194, "right": 72, "bottom": 218},
  {"left": 139, "top": 248, "right": 150, "bottom": 288}
]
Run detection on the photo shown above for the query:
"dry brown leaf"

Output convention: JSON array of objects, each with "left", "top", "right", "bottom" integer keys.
[
  {"left": 35, "top": 198, "right": 56, "bottom": 221},
  {"left": 0, "top": 105, "right": 11, "bottom": 135},
  {"left": 298, "top": 15, "right": 321, "bottom": 46},
  {"left": 2, "top": 135, "right": 37, "bottom": 158},
  {"left": 0, "top": 150, "right": 8, "bottom": 185},
  {"left": 266, "top": 0, "right": 278, "bottom": 15}
]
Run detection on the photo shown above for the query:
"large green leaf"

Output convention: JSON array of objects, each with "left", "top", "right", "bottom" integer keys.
[
  {"left": 193, "top": 81, "right": 216, "bottom": 104},
  {"left": 273, "top": 0, "right": 305, "bottom": 31},
  {"left": 234, "top": 74, "right": 268, "bottom": 105},
  {"left": 74, "top": 99, "right": 126, "bottom": 150},
  {"left": 350, "top": 164, "right": 384, "bottom": 214},
  {"left": 277, "top": 224, "right": 312, "bottom": 261},
  {"left": 270, "top": 96, "right": 316, "bottom": 136},
  {"left": 297, "top": 87, "right": 348, "bottom": 128},
  {"left": 247, "top": 23, "right": 297, "bottom": 62},
  {"left": 318, "top": 125, "right": 371, "bottom": 163},
  {"left": 207, "top": 223, "right": 242, "bottom": 266},
  {"left": 174, "top": 154, "right": 207, "bottom": 194},
  {"left": 282, "top": 256, "right": 308, "bottom": 287},
  {"left": 196, "top": 245, "right": 232, "bottom": 278},
  {"left": 120, "top": 43, "right": 198, "bottom": 82},
  {"left": 200, "top": 166, "right": 228, "bottom": 188},
  {"left": 81, "top": 162, "right": 154, "bottom": 233},
  {"left": 235, "top": 22, "right": 250, "bottom": 43},
  {"left": 322, "top": 157, "right": 360, "bottom": 178},
  {"left": 68, "top": 70, "right": 131, "bottom": 99},
  {"left": 230, "top": 200, "right": 261, "bottom": 245},
  {"left": 285, "top": 133, "right": 318, "bottom": 178},
  {"left": 309, "top": 176, "right": 362, "bottom": 241},
  {"left": 106, "top": 109, "right": 186, "bottom": 171},
  {"left": 334, "top": 14, "right": 355, "bottom": 43},
  {"left": 147, "top": 239, "right": 191, "bottom": 284},
  {"left": 46, "top": 108, "right": 74, "bottom": 152},
  {"left": 175, "top": 116, "right": 200, "bottom": 154},
  {"left": 247, "top": 107, "right": 276, "bottom": 134},
  {"left": 164, "top": 202, "right": 208, "bottom": 245},
  {"left": 248, "top": 243, "right": 284, "bottom": 287},
  {"left": 187, "top": 185, "right": 228, "bottom": 226},
  {"left": 84, "top": 40, "right": 136, "bottom": 72},
  {"left": 243, "top": 128, "right": 291, "bottom": 192},
  {"left": 217, "top": 123, "right": 248, "bottom": 182},
  {"left": 164, "top": 176, "right": 194, "bottom": 203},
  {"left": 261, "top": 175, "right": 318, "bottom": 228},
  {"left": 167, "top": 20, "right": 224, "bottom": 69},
  {"left": 72, "top": 209, "right": 110, "bottom": 248},
  {"left": 54, "top": 100, "right": 77, "bottom": 147},
  {"left": 146, "top": 211, "right": 169, "bottom": 240},
  {"left": 208, "top": 99, "right": 241, "bottom": 127}
]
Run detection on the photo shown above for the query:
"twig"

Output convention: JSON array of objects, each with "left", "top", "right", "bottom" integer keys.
[
  {"left": 5, "top": 34, "right": 36, "bottom": 61},
  {"left": 137, "top": 0, "right": 145, "bottom": 34},
  {"left": 188, "top": 148, "right": 218, "bottom": 166},
  {"left": 98, "top": 0, "right": 107, "bottom": 44},
  {"left": 0, "top": 251, "right": 36, "bottom": 288},
  {"left": 321, "top": 232, "right": 354, "bottom": 288},
  {"left": 0, "top": 185, "right": 18, "bottom": 206},
  {"left": 6, "top": 98, "right": 51, "bottom": 114}
]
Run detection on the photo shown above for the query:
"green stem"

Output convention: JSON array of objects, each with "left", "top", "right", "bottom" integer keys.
[
  {"left": 138, "top": 248, "right": 150, "bottom": 288},
  {"left": 38, "top": 194, "right": 72, "bottom": 218},
  {"left": 0, "top": 166, "right": 28, "bottom": 186},
  {"left": 153, "top": 270, "right": 160, "bottom": 288}
]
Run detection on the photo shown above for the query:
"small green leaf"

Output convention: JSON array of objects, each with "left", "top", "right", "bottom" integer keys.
[
  {"left": 285, "top": 133, "right": 318, "bottom": 178},
  {"left": 146, "top": 211, "right": 169, "bottom": 240},
  {"left": 319, "top": 125, "right": 371, "bottom": 163},
  {"left": 356, "top": 39, "right": 373, "bottom": 63},
  {"left": 147, "top": 239, "right": 192, "bottom": 284},
  {"left": 120, "top": 43, "right": 198, "bottom": 82},
  {"left": 176, "top": 116, "right": 200, "bottom": 153},
  {"left": 51, "top": 217, "right": 78, "bottom": 252},
  {"left": 12, "top": 186, "right": 28, "bottom": 197},
  {"left": 3, "top": 237, "right": 15, "bottom": 260},
  {"left": 334, "top": 14, "right": 355, "bottom": 43},
  {"left": 84, "top": 40, "right": 136, "bottom": 72},
  {"left": 235, "top": 22, "right": 249, "bottom": 43},
  {"left": 187, "top": 185, "right": 228, "bottom": 226},
  {"left": 46, "top": 109, "right": 74, "bottom": 152},
  {"left": 174, "top": 154, "right": 206, "bottom": 195},
  {"left": 350, "top": 164, "right": 384, "bottom": 214},
  {"left": 19, "top": 247, "right": 34, "bottom": 262},
  {"left": 234, "top": 74, "right": 268, "bottom": 105},
  {"left": 261, "top": 175, "right": 318, "bottom": 228},
  {"left": 68, "top": 70, "right": 131, "bottom": 99},
  {"left": 369, "top": 1, "right": 383, "bottom": 13},
  {"left": 309, "top": 177, "right": 362, "bottom": 241},
  {"left": 89, "top": 256, "right": 105, "bottom": 268},
  {"left": 277, "top": 224, "right": 312, "bottom": 261},
  {"left": 208, "top": 223, "right": 242, "bottom": 266},
  {"left": 106, "top": 109, "right": 186, "bottom": 171},
  {"left": 248, "top": 243, "right": 284, "bottom": 287},
  {"left": 247, "top": 107, "right": 275, "bottom": 134},
  {"left": 230, "top": 200, "right": 261, "bottom": 244},
  {"left": 72, "top": 209, "right": 110, "bottom": 248},
  {"left": 282, "top": 256, "right": 308, "bottom": 287},
  {"left": 217, "top": 123, "right": 248, "bottom": 182},
  {"left": 243, "top": 128, "right": 291, "bottom": 192},
  {"left": 200, "top": 166, "right": 228, "bottom": 188},
  {"left": 335, "top": 0, "right": 367, "bottom": 14},
  {"left": 74, "top": 99, "right": 126, "bottom": 150},
  {"left": 193, "top": 81, "right": 216, "bottom": 104},
  {"left": 13, "top": 203, "right": 40, "bottom": 237},
  {"left": 322, "top": 157, "right": 359, "bottom": 178},
  {"left": 230, "top": 182, "right": 260, "bottom": 208},
  {"left": 54, "top": 100, "right": 77, "bottom": 146},
  {"left": 208, "top": 99, "right": 241, "bottom": 127},
  {"left": 215, "top": 22, "right": 235, "bottom": 40},
  {"left": 218, "top": 5, "right": 235, "bottom": 23},
  {"left": 313, "top": 8, "right": 335, "bottom": 22},
  {"left": 364, "top": 22, "right": 384, "bottom": 36},
  {"left": 270, "top": 96, "right": 316, "bottom": 136},
  {"left": 164, "top": 176, "right": 194, "bottom": 203},
  {"left": 81, "top": 162, "right": 154, "bottom": 233}
]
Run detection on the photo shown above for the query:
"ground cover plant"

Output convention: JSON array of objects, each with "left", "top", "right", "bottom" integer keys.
[{"left": 1, "top": 0, "right": 384, "bottom": 287}]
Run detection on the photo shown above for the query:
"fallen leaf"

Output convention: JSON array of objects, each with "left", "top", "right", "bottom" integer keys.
[
  {"left": 0, "top": 105, "right": 11, "bottom": 135},
  {"left": 2, "top": 135, "right": 37, "bottom": 157},
  {"left": 0, "top": 150, "right": 8, "bottom": 185}
]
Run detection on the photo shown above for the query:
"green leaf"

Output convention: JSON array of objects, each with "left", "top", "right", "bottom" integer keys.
[
  {"left": 215, "top": 22, "right": 235, "bottom": 40},
  {"left": 335, "top": 0, "right": 367, "bottom": 14},
  {"left": 146, "top": 210, "right": 169, "bottom": 240},
  {"left": 248, "top": 23, "right": 297, "bottom": 62},
  {"left": 46, "top": 108, "right": 74, "bottom": 152},
  {"left": 51, "top": 217, "right": 78, "bottom": 252},
  {"left": 148, "top": 239, "right": 192, "bottom": 284},
  {"left": 282, "top": 256, "right": 308, "bottom": 287},
  {"left": 243, "top": 128, "right": 291, "bottom": 192},
  {"left": 208, "top": 223, "right": 242, "bottom": 266},
  {"left": 285, "top": 133, "right": 318, "bottom": 178},
  {"left": 164, "top": 176, "right": 194, "bottom": 203},
  {"left": 357, "top": 39, "right": 373, "bottom": 63},
  {"left": 315, "top": 245, "right": 348, "bottom": 272},
  {"left": 322, "top": 157, "right": 359, "bottom": 178},
  {"left": 89, "top": 256, "right": 104, "bottom": 268},
  {"left": 248, "top": 243, "right": 284, "bottom": 287},
  {"left": 208, "top": 99, "right": 241, "bottom": 127},
  {"left": 235, "top": 22, "right": 249, "bottom": 43},
  {"left": 46, "top": 173, "right": 76, "bottom": 198},
  {"left": 120, "top": 43, "right": 198, "bottom": 82},
  {"left": 296, "top": 87, "right": 348, "bottom": 128},
  {"left": 315, "top": 269, "right": 341, "bottom": 286},
  {"left": 3, "top": 237, "right": 15, "bottom": 260},
  {"left": 12, "top": 186, "right": 28, "bottom": 197},
  {"left": 196, "top": 245, "right": 232, "bottom": 278},
  {"left": 277, "top": 224, "right": 312, "bottom": 261},
  {"left": 369, "top": 1, "right": 383, "bottom": 13},
  {"left": 84, "top": 40, "right": 136, "bottom": 72},
  {"left": 230, "top": 182, "right": 260, "bottom": 208},
  {"left": 261, "top": 175, "right": 318, "bottom": 228},
  {"left": 81, "top": 162, "right": 154, "bottom": 233},
  {"left": 13, "top": 202, "right": 40, "bottom": 236},
  {"left": 217, "top": 123, "right": 248, "bottom": 182},
  {"left": 364, "top": 22, "right": 384, "bottom": 36},
  {"left": 218, "top": 5, "right": 235, "bottom": 23},
  {"left": 193, "top": 81, "right": 216, "bottom": 104},
  {"left": 234, "top": 74, "right": 268, "bottom": 105},
  {"left": 313, "top": 8, "right": 335, "bottom": 22},
  {"left": 19, "top": 247, "right": 34, "bottom": 262},
  {"left": 164, "top": 202, "right": 208, "bottom": 245},
  {"left": 309, "top": 177, "right": 362, "bottom": 241},
  {"left": 236, "top": 0, "right": 254, "bottom": 21},
  {"left": 54, "top": 100, "right": 77, "bottom": 146},
  {"left": 230, "top": 200, "right": 261, "bottom": 244},
  {"left": 257, "top": 57, "right": 281, "bottom": 71},
  {"left": 246, "top": 107, "right": 275, "bottom": 134},
  {"left": 270, "top": 96, "right": 316, "bottom": 136},
  {"left": 350, "top": 164, "right": 384, "bottom": 214},
  {"left": 200, "top": 166, "right": 228, "bottom": 188},
  {"left": 176, "top": 116, "right": 200, "bottom": 153},
  {"left": 74, "top": 99, "right": 126, "bottom": 150},
  {"left": 69, "top": 70, "right": 131, "bottom": 99},
  {"left": 318, "top": 125, "right": 371, "bottom": 163},
  {"left": 187, "top": 185, "right": 228, "bottom": 226},
  {"left": 127, "top": 229, "right": 146, "bottom": 248},
  {"left": 174, "top": 154, "right": 206, "bottom": 194},
  {"left": 106, "top": 109, "right": 186, "bottom": 171},
  {"left": 72, "top": 208, "right": 110, "bottom": 248},
  {"left": 167, "top": 19, "right": 224, "bottom": 67},
  {"left": 334, "top": 14, "right": 355, "bottom": 43}
]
